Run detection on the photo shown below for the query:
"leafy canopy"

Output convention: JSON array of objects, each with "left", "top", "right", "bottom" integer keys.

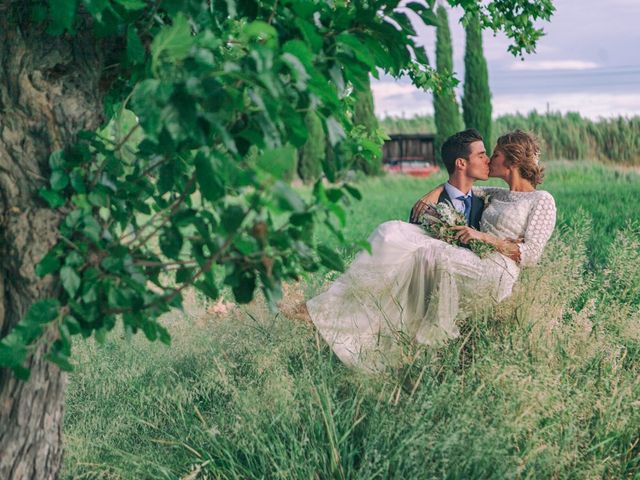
[{"left": 0, "top": 0, "right": 554, "bottom": 379}]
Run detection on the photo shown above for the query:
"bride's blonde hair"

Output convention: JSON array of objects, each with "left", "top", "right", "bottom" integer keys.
[{"left": 495, "top": 130, "right": 545, "bottom": 186}]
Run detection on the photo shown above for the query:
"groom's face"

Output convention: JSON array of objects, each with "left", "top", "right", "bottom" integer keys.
[{"left": 463, "top": 141, "right": 490, "bottom": 181}]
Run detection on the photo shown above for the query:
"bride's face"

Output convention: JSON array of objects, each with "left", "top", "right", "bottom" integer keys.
[{"left": 489, "top": 149, "right": 509, "bottom": 178}]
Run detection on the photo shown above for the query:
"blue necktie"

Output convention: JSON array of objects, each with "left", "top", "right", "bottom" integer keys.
[{"left": 456, "top": 195, "right": 472, "bottom": 223}]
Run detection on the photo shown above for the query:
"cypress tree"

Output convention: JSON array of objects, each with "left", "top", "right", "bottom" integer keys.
[
  {"left": 433, "top": 5, "right": 463, "bottom": 163},
  {"left": 297, "top": 111, "right": 325, "bottom": 184},
  {"left": 462, "top": 15, "right": 492, "bottom": 152},
  {"left": 352, "top": 76, "right": 382, "bottom": 175}
]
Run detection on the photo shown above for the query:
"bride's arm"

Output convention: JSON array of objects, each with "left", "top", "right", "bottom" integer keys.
[
  {"left": 452, "top": 227, "right": 522, "bottom": 261},
  {"left": 516, "top": 192, "right": 557, "bottom": 266},
  {"left": 452, "top": 192, "right": 557, "bottom": 264},
  {"left": 409, "top": 184, "right": 445, "bottom": 223}
]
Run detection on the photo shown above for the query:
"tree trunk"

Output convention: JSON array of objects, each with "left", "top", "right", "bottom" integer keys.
[{"left": 0, "top": 8, "right": 104, "bottom": 479}]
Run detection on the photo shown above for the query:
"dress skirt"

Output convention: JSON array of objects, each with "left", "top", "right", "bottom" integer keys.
[{"left": 306, "top": 220, "right": 519, "bottom": 370}]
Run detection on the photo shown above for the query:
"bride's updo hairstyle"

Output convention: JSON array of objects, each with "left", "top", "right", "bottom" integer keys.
[{"left": 495, "top": 130, "right": 545, "bottom": 186}]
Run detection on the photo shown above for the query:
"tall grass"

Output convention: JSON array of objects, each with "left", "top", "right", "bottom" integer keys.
[
  {"left": 381, "top": 112, "right": 640, "bottom": 164},
  {"left": 62, "top": 162, "right": 640, "bottom": 479}
]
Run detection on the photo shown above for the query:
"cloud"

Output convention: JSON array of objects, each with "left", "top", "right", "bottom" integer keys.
[
  {"left": 510, "top": 60, "right": 599, "bottom": 71},
  {"left": 370, "top": 82, "right": 422, "bottom": 99},
  {"left": 492, "top": 92, "right": 640, "bottom": 119},
  {"left": 371, "top": 80, "right": 640, "bottom": 120}
]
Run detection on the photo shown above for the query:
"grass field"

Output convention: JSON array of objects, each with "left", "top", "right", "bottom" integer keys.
[{"left": 62, "top": 162, "right": 640, "bottom": 479}]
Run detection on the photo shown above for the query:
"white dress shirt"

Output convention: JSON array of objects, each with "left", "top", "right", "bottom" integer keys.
[{"left": 444, "top": 182, "right": 472, "bottom": 214}]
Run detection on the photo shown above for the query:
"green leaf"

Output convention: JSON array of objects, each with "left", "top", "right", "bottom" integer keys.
[
  {"left": 81, "top": 0, "right": 109, "bottom": 17},
  {"left": 412, "top": 45, "right": 430, "bottom": 66},
  {"left": 49, "top": 150, "right": 66, "bottom": 169},
  {"left": 159, "top": 226, "right": 183, "bottom": 259},
  {"left": 282, "top": 39, "right": 314, "bottom": 71},
  {"left": 336, "top": 33, "right": 376, "bottom": 70},
  {"left": 64, "top": 315, "right": 82, "bottom": 335},
  {"left": 294, "top": 18, "right": 323, "bottom": 51},
  {"left": 232, "top": 270, "right": 256, "bottom": 304},
  {"left": 272, "top": 181, "right": 305, "bottom": 212},
  {"left": 281, "top": 52, "right": 310, "bottom": 89},
  {"left": 61, "top": 266, "right": 81, "bottom": 298},
  {"left": 328, "top": 202, "right": 347, "bottom": 227},
  {"left": 234, "top": 236, "right": 260, "bottom": 255},
  {"left": 221, "top": 206, "right": 245, "bottom": 233},
  {"left": 131, "top": 80, "right": 174, "bottom": 138},
  {"left": 70, "top": 169, "right": 87, "bottom": 193},
  {"left": 290, "top": 212, "right": 313, "bottom": 226},
  {"left": 194, "top": 270, "right": 219, "bottom": 300},
  {"left": 36, "top": 249, "right": 61, "bottom": 277},
  {"left": 13, "top": 365, "right": 31, "bottom": 381},
  {"left": 194, "top": 151, "right": 225, "bottom": 202},
  {"left": 406, "top": 2, "right": 438, "bottom": 26},
  {"left": 343, "top": 183, "right": 363, "bottom": 201},
  {"left": 39, "top": 188, "right": 66, "bottom": 208},
  {"left": 151, "top": 13, "right": 194, "bottom": 70},
  {"left": 65, "top": 251, "right": 84, "bottom": 267},
  {"left": 390, "top": 11, "right": 417, "bottom": 36},
  {"left": 126, "top": 25, "right": 146, "bottom": 65},
  {"left": 48, "top": 0, "right": 78, "bottom": 34},
  {"left": 242, "top": 21, "right": 278, "bottom": 48},
  {"left": 355, "top": 240, "right": 372, "bottom": 255},
  {"left": 82, "top": 216, "right": 102, "bottom": 243},
  {"left": 326, "top": 188, "right": 344, "bottom": 203},
  {"left": 26, "top": 299, "right": 60, "bottom": 324},
  {"left": 108, "top": 285, "right": 132, "bottom": 309},
  {"left": 48, "top": 352, "right": 74, "bottom": 371},
  {"left": 115, "top": 0, "right": 147, "bottom": 10},
  {"left": 317, "top": 244, "right": 345, "bottom": 272},
  {"left": 88, "top": 188, "right": 109, "bottom": 207},
  {"left": 173, "top": 267, "right": 192, "bottom": 285},
  {"left": 0, "top": 333, "right": 28, "bottom": 368},
  {"left": 261, "top": 278, "right": 282, "bottom": 312},
  {"left": 142, "top": 320, "right": 157, "bottom": 341},
  {"left": 325, "top": 117, "right": 346, "bottom": 146},
  {"left": 157, "top": 325, "right": 171, "bottom": 345},
  {"left": 94, "top": 327, "right": 107, "bottom": 344},
  {"left": 255, "top": 144, "right": 297, "bottom": 180}
]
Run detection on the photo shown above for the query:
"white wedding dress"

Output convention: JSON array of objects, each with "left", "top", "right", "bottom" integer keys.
[{"left": 306, "top": 187, "right": 557, "bottom": 370}]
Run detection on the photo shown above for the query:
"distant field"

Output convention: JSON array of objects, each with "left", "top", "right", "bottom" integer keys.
[{"left": 62, "top": 161, "right": 640, "bottom": 479}]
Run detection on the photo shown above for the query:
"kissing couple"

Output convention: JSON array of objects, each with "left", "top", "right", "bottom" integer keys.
[{"left": 287, "top": 129, "right": 556, "bottom": 371}]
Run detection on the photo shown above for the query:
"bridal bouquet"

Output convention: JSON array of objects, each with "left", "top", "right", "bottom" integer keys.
[{"left": 417, "top": 201, "right": 495, "bottom": 258}]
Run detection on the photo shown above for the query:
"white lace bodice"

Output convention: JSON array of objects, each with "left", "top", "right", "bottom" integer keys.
[{"left": 474, "top": 187, "right": 557, "bottom": 266}]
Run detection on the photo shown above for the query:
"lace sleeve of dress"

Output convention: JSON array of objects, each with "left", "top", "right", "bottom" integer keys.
[{"left": 518, "top": 192, "right": 557, "bottom": 266}]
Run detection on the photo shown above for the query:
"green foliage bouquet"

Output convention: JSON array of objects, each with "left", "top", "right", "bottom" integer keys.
[{"left": 418, "top": 201, "right": 495, "bottom": 257}]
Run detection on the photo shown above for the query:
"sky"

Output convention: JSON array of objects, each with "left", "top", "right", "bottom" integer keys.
[{"left": 372, "top": 0, "right": 640, "bottom": 119}]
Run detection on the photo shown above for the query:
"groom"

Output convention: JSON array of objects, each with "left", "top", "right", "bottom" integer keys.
[{"left": 409, "top": 128, "right": 489, "bottom": 228}]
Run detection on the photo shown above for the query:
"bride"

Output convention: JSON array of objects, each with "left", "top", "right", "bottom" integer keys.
[{"left": 297, "top": 130, "right": 556, "bottom": 370}]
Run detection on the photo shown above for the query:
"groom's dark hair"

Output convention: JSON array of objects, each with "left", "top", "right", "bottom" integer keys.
[{"left": 441, "top": 129, "right": 483, "bottom": 174}]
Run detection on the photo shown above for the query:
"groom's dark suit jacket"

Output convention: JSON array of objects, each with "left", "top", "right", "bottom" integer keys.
[{"left": 409, "top": 188, "right": 484, "bottom": 230}]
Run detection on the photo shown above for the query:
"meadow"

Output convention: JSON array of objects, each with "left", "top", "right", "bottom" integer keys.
[{"left": 62, "top": 161, "right": 640, "bottom": 479}]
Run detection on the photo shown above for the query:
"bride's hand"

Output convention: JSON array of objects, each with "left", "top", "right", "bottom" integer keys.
[{"left": 452, "top": 225, "right": 485, "bottom": 244}]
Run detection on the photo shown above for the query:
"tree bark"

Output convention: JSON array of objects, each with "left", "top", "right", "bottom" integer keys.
[{"left": 0, "top": 7, "right": 104, "bottom": 479}]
